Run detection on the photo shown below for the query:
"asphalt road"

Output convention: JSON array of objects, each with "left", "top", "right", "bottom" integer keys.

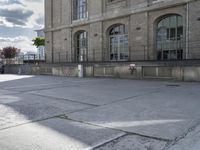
[{"left": 0, "top": 75, "right": 200, "bottom": 150}]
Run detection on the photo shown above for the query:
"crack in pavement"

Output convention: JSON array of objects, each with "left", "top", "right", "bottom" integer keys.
[
  {"left": 92, "top": 133, "right": 171, "bottom": 150},
  {"left": 28, "top": 88, "right": 162, "bottom": 111},
  {"left": 0, "top": 78, "right": 108, "bottom": 92},
  {"left": 1, "top": 83, "right": 82, "bottom": 93},
  {"left": 0, "top": 104, "right": 95, "bottom": 131},
  {"left": 58, "top": 115, "right": 171, "bottom": 142},
  {"left": 29, "top": 92, "right": 99, "bottom": 107},
  {"left": 161, "top": 119, "right": 200, "bottom": 150},
  {"left": 86, "top": 133, "right": 127, "bottom": 150},
  {"left": 0, "top": 114, "right": 65, "bottom": 131},
  {"left": 91, "top": 134, "right": 129, "bottom": 150}
]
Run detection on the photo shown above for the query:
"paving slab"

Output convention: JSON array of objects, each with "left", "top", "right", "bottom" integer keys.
[
  {"left": 0, "top": 117, "right": 124, "bottom": 150},
  {"left": 0, "top": 93, "right": 92, "bottom": 129},
  {"left": 0, "top": 75, "right": 67, "bottom": 90},
  {"left": 31, "top": 79, "right": 166, "bottom": 106},
  {"left": 168, "top": 124, "right": 200, "bottom": 150},
  {"left": 95, "top": 134, "right": 167, "bottom": 150},
  {"left": 1, "top": 75, "right": 200, "bottom": 149},
  {"left": 68, "top": 84, "right": 200, "bottom": 140},
  {"left": 3, "top": 82, "right": 79, "bottom": 92},
  {"left": 0, "top": 89, "right": 19, "bottom": 95},
  {"left": 0, "top": 75, "right": 34, "bottom": 84},
  {"left": 0, "top": 75, "right": 107, "bottom": 92}
]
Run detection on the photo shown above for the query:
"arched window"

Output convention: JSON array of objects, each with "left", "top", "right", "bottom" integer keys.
[
  {"left": 73, "top": 0, "right": 87, "bottom": 20},
  {"left": 75, "top": 31, "right": 88, "bottom": 61},
  {"left": 109, "top": 24, "right": 128, "bottom": 61},
  {"left": 156, "top": 15, "right": 184, "bottom": 60}
]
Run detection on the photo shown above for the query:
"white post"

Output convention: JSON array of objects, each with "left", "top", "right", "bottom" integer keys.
[
  {"left": 78, "top": 64, "right": 83, "bottom": 78},
  {"left": 77, "top": 54, "right": 84, "bottom": 77}
]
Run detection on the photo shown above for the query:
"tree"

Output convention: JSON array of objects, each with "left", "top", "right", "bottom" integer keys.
[
  {"left": 32, "top": 37, "right": 45, "bottom": 48},
  {"left": 0, "top": 49, "right": 3, "bottom": 58},
  {"left": 2, "top": 47, "right": 20, "bottom": 59}
]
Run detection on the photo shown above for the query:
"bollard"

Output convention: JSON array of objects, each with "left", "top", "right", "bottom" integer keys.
[{"left": 78, "top": 64, "right": 83, "bottom": 78}]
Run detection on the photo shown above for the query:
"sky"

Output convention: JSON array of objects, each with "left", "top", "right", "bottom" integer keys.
[{"left": 0, "top": 0, "right": 44, "bottom": 52}]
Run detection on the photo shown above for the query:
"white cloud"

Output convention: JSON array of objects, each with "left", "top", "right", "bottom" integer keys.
[
  {"left": 0, "top": 0, "right": 44, "bottom": 52},
  {"left": 0, "top": 0, "right": 44, "bottom": 28},
  {"left": 0, "top": 36, "right": 37, "bottom": 52}
]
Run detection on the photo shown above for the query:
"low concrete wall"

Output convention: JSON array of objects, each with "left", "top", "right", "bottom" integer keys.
[
  {"left": 182, "top": 67, "right": 200, "bottom": 81},
  {"left": 5, "top": 64, "right": 32, "bottom": 75},
  {"left": 5, "top": 64, "right": 78, "bottom": 77},
  {"left": 92, "top": 65, "right": 142, "bottom": 79},
  {"left": 4, "top": 62, "right": 200, "bottom": 82}
]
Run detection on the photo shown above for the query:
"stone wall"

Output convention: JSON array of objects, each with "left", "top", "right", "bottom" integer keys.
[{"left": 5, "top": 61, "right": 200, "bottom": 82}]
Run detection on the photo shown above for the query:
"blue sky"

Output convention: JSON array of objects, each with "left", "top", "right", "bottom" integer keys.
[{"left": 0, "top": 0, "right": 44, "bottom": 52}]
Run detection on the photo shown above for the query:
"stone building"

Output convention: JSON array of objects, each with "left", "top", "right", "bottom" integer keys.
[{"left": 45, "top": 0, "right": 200, "bottom": 63}]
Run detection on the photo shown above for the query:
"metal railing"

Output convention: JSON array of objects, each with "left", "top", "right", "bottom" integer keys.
[
  {"left": 1, "top": 54, "right": 45, "bottom": 65},
  {"left": 1, "top": 40, "right": 200, "bottom": 64},
  {"left": 49, "top": 40, "right": 200, "bottom": 63}
]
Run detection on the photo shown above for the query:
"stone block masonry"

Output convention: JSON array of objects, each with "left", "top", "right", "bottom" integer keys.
[{"left": 44, "top": 0, "right": 200, "bottom": 63}]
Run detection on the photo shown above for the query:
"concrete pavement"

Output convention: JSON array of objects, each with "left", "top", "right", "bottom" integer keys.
[{"left": 0, "top": 74, "right": 200, "bottom": 150}]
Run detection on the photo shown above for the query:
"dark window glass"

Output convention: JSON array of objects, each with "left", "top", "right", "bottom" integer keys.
[
  {"left": 109, "top": 25, "right": 129, "bottom": 61},
  {"left": 76, "top": 31, "right": 88, "bottom": 61},
  {"left": 73, "top": 0, "right": 87, "bottom": 20},
  {"left": 156, "top": 15, "right": 184, "bottom": 60}
]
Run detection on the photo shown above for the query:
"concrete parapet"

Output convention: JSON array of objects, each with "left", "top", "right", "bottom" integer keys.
[{"left": 4, "top": 62, "right": 200, "bottom": 82}]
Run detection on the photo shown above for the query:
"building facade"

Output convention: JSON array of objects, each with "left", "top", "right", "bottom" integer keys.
[{"left": 45, "top": 0, "right": 200, "bottom": 63}]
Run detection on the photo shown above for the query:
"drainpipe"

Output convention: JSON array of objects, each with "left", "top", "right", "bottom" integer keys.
[
  {"left": 147, "top": 11, "right": 150, "bottom": 60},
  {"left": 185, "top": 2, "right": 189, "bottom": 59},
  {"left": 50, "top": 0, "right": 54, "bottom": 63}
]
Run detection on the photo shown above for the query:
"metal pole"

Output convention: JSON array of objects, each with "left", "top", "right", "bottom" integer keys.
[
  {"left": 144, "top": 45, "right": 146, "bottom": 60},
  {"left": 186, "top": 2, "right": 189, "bottom": 59},
  {"left": 59, "top": 52, "right": 61, "bottom": 63}
]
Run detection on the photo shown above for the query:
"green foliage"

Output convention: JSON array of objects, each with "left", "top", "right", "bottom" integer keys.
[
  {"left": 2, "top": 47, "right": 20, "bottom": 59},
  {"left": 33, "top": 37, "right": 45, "bottom": 48}
]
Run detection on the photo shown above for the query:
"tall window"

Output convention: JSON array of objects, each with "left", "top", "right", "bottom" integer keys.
[
  {"left": 109, "top": 24, "right": 129, "bottom": 61},
  {"left": 75, "top": 31, "right": 88, "bottom": 61},
  {"left": 73, "top": 0, "right": 87, "bottom": 20},
  {"left": 156, "top": 15, "right": 184, "bottom": 60}
]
